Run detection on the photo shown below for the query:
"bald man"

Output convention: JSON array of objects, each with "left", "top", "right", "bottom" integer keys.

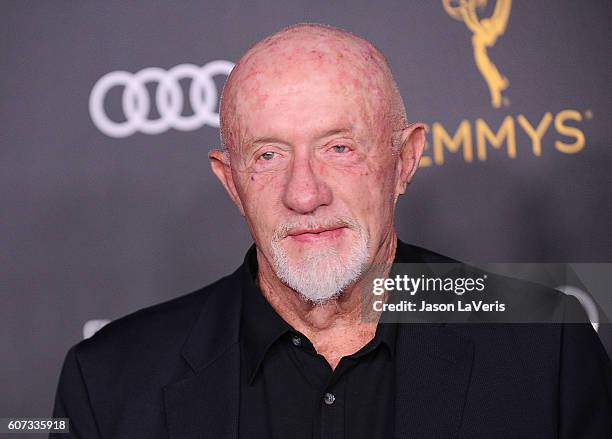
[{"left": 52, "top": 24, "right": 611, "bottom": 439}]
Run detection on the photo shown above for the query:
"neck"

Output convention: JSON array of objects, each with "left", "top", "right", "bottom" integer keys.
[{"left": 256, "top": 231, "right": 397, "bottom": 368}]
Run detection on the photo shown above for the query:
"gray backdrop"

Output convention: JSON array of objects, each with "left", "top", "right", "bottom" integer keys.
[{"left": 2, "top": 0, "right": 611, "bottom": 422}]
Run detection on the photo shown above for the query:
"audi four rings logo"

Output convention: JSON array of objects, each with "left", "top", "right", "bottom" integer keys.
[{"left": 89, "top": 61, "right": 234, "bottom": 138}]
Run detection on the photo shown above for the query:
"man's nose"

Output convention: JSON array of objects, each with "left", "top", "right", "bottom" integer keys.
[{"left": 282, "top": 154, "right": 332, "bottom": 214}]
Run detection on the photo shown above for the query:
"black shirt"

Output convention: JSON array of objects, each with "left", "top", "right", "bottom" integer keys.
[{"left": 238, "top": 246, "right": 397, "bottom": 439}]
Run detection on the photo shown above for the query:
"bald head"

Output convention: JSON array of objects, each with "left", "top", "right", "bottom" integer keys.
[{"left": 219, "top": 23, "right": 407, "bottom": 155}]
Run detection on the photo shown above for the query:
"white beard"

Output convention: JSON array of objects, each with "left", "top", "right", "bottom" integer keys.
[{"left": 270, "top": 217, "right": 370, "bottom": 304}]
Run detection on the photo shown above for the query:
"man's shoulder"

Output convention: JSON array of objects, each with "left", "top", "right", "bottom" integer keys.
[
  {"left": 397, "top": 239, "right": 584, "bottom": 322},
  {"left": 71, "top": 267, "right": 242, "bottom": 369},
  {"left": 52, "top": 265, "right": 245, "bottom": 428}
]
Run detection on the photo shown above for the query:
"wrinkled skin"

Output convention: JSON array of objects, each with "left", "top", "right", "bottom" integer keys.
[{"left": 210, "top": 25, "right": 425, "bottom": 368}]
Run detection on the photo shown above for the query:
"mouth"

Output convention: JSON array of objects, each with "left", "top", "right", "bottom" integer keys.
[{"left": 286, "top": 225, "right": 347, "bottom": 243}]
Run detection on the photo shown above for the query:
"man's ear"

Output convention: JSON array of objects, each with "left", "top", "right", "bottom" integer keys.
[
  {"left": 209, "top": 149, "right": 245, "bottom": 216},
  {"left": 395, "top": 122, "right": 426, "bottom": 197}
]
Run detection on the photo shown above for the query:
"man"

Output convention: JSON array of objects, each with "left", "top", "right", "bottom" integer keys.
[{"left": 52, "top": 23, "right": 611, "bottom": 438}]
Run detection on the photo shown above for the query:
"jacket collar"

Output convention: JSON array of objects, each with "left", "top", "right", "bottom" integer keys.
[
  {"left": 164, "top": 255, "right": 245, "bottom": 439},
  {"left": 180, "top": 264, "right": 243, "bottom": 372}
]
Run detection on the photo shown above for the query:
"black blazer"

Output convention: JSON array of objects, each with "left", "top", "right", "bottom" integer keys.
[{"left": 52, "top": 241, "right": 612, "bottom": 438}]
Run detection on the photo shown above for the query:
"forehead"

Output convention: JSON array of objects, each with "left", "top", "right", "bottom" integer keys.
[
  {"left": 230, "top": 36, "right": 391, "bottom": 145},
  {"left": 239, "top": 73, "right": 369, "bottom": 141}
]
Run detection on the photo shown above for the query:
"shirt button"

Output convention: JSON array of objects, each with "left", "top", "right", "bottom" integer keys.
[
  {"left": 323, "top": 392, "right": 336, "bottom": 405},
  {"left": 291, "top": 335, "right": 302, "bottom": 347}
]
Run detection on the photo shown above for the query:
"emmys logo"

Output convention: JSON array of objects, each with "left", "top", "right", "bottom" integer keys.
[
  {"left": 420, "top": 0, "right": 592, "bottom": 169},
  {"left": 443, "top": 0, "right": 512, "bottom": 108}
]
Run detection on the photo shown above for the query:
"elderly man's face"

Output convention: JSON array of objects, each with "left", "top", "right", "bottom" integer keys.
[{"left": 212, "top": 40, "right": 423, "bottom": 303}]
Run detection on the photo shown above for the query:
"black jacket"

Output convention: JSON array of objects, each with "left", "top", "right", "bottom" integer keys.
[{"left": 52, "top": 240, "right": 612, "bottom": 438}]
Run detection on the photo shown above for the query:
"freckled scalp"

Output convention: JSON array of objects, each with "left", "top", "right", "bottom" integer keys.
[{"left": 219, "top": 23, "right": 407, "bottom": 156}]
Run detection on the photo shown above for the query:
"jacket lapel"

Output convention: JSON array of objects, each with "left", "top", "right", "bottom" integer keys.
[
  {"left": 394, "top": 323, "right": 474, "bottom": 439},
  {"left": 163, "top": 269, "right": 243, "bottom": 439}
]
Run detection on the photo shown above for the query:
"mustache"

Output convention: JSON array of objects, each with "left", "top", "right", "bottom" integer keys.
[{"left": 272, "top": 216, "right": 361, "bottom": 242}]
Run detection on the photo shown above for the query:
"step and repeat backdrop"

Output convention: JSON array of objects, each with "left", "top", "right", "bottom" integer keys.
[{"left": 2, "top": 0, "right": 611, "bottom": 419}]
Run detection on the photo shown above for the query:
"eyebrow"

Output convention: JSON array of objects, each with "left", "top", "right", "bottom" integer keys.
[
  {"left": 248, "top": 136, "right": 287, "bottom": 146},
  {"left": 316, "top": 128, "right": 353, "bottom": 140}
]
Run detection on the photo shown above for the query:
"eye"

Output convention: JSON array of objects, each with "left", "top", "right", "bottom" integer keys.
[
  {"left": 331, "top": 144, "right": 349, "bottom": 153},
  {"left": 260, "top": 151, "right": 276, "bottom": 161}
]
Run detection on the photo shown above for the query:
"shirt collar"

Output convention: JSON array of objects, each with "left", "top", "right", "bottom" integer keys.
[{"left": 239, "top": 242, "right": 400, "bottom": 382}]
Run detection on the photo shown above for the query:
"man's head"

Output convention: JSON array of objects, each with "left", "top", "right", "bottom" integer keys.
[{"left": 210, "top": 23, "right": 425, "bottom": 304}]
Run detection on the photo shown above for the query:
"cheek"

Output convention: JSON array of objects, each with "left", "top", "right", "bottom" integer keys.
[
  {"left": 326, "top": 160, "right": 396, "bottom": 217},
  {"left": 238, "top": 171, "right": 286, "bottom": 233}
]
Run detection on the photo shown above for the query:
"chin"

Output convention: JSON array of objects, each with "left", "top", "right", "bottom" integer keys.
[{"left": 270, "top": 226, "right": 371, "bottom": 304}]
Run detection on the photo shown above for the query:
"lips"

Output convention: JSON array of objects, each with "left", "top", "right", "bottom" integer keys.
[{"left": 287, "top": 225, "right": 346, "bottom": 242}]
